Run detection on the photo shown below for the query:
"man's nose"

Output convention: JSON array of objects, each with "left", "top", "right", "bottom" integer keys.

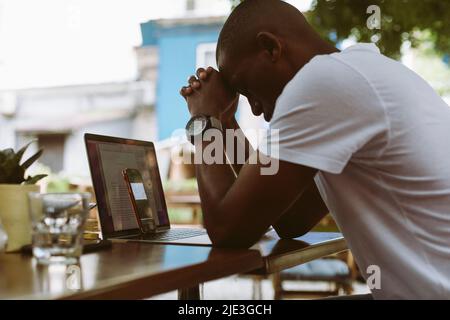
[{"left": 250, "top": 100, "right": 263, "bottom": 116}]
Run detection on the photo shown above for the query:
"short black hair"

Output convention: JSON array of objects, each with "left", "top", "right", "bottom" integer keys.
[{"left": 217, "top": 0, "right": 305, "bottom": 63}]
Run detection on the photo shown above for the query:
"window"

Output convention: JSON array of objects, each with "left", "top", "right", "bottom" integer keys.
[
  {"left": 186, "top": 0, "right": 196, "bottom": 12},
  {"left": 37, "top": 134, "right": 66, "bottom": 173},
  {"left": 196, "top": 43, "right": 217, "bottom": 70}
]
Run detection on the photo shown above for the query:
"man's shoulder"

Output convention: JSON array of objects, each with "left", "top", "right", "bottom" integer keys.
[
  {"left": 283, "top": 44, "right": 384, "bottom": 95},
  {"left": 272, "top": 46, "right": 389, "bottom": 127},
  {"left": 276, "top": 53, "right": 366, "bottom": 112}
]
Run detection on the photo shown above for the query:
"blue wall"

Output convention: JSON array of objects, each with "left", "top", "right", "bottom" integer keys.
[{"left": 141, "top": 21, "right": 223, "bottom": 140}]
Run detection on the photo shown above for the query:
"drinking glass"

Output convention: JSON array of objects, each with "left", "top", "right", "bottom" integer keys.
[{"left": 28, "top": 192, "right": 91, "bottom": 265}]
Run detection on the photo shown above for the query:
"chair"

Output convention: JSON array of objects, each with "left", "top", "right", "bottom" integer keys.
[
  {"left": 162, "top": 147, "right": 202, "bottom": 225},
  {"left": 271, "top": 215, "right": 357, "bottom": 299},
  {"left": 246, "top": 215, "right": 357, "bottom": 300},
  {"left": 272, "top": 250, "right": 356, "bottom": 299}
]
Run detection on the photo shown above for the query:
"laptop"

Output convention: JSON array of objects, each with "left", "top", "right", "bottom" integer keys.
[{"left": 84, "top": 133, "right": 212, "bottom": 246}]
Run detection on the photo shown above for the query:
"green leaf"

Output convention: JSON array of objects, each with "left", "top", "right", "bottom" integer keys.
[
  {"left": 14, "top": 140, "right": 37, "bottom": 164},
  {"left": 0, "top": 150, "right": 5, "bottom": 160},
  {"left": 308, "top": 0, "right": 450, "bottom": 59},
  {"left": 2, "top": 155, "right": 24, "bottom": 184},
  {"left": 0, "top": 166, "right": 8, "bottom": 184},
  {"left": 7, "top": 167, "right": 25, "bottom": 184},
  {"left": 0, "top": 142, "right": 44, "bottom": 184},
  {"left": 1, "top": 149, "right": 15, "bottom": 163},
  {"left": 21, "top": 149, "right": 44, "bottom": 170},
  {"left": 24, "top": 174, "right": 48, "bottom": 185}
]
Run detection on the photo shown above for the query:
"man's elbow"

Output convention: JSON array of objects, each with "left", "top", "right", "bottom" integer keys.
[
  {"left": 208, "top": 229, "right": 258, "bottom": 249},
  {"left": 273, "top": 225, "right": 310, "bottom": 240}
]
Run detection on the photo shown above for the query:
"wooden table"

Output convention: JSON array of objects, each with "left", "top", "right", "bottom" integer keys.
[
  {"left": 0, "top": 231, "right": 347, "bottom": 300},
  {"left": 251, "top": 231, "right": 348, "bottom": 274},
  {"left": 0, "top": 242, "right": 262, "bottom": 300},
  {"left": 245, "top": 231, "right": 348, "bottom": 299},
  {"left": 163, "top": 193, "right": 347, "bottom": 275}
]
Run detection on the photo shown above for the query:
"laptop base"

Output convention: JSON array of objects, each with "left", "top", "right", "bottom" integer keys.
[{"left": 109, "top": 228, "right": 212, "bottom": 246}]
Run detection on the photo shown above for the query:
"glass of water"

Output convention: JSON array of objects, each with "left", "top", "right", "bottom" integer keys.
[{"left": 28, "top": 192, "right": 91, "bottom": 265}]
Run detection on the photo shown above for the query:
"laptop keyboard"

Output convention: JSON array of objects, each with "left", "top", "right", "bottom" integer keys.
[{"left": 139, "top": 228, "right": 207, "bottom": 241}]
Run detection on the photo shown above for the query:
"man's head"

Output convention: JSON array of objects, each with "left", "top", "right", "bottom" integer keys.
[{"left": 217, "top": 0, "right": 335, "bottom": 121}]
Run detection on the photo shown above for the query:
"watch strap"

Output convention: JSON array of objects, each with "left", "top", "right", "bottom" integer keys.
[{"left": 209, "top": 116, "right": 223, "bottom": 131}]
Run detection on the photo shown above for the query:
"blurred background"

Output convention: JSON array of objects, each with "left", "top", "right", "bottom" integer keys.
[
  {"left": 0, "top": 0, "right": 449, "bottom": 299},
  {"left": 1, "top": 0, "right": 448, "bottom": 187}
]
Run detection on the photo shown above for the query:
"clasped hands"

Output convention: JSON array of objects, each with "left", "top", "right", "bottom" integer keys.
[{"left": 179, "top": 67, "right": 239, "bottom": 125}]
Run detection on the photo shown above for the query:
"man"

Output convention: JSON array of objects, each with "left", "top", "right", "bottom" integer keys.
[{"left": 179, "top": 0, "right": 450, "bottom": 299}]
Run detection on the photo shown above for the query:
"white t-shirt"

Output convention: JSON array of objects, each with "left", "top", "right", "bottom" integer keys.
[{"left": 261, "top": 43, "right": 450, "bottom": 299}]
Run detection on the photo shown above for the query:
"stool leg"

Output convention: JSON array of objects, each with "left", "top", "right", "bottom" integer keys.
[
  {"left": 272, "top": 273, "right": 282, "bottom": 300},
  {"left": 178, "top": 285, "right": 201, "bottom": 300},
  {"left": 252, "top": 277, "right": 263, "bottom": 300}
]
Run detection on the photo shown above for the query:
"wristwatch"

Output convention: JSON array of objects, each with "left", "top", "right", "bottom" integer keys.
[{"left": 185, "top": 115, "right": 223, "bottom": 145}]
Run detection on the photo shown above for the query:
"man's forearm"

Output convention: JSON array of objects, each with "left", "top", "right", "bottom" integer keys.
[
  {"left": 194, "top": 135, "right": 236, "bottom": 243},
  {"left": 222, "top": 117, "right": 255, "bottom": 176},
  {"left": 192, "top": 116, "right": 255, "bottom": 244}
]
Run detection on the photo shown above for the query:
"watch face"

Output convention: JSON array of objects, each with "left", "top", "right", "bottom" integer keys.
[{"left": 187, "top": 116, "right": 208, "bottom": 136}]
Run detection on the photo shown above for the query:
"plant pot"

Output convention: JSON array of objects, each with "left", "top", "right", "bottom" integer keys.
[{"left": 0, "top": 184, "right": 40, "bottom": 252}]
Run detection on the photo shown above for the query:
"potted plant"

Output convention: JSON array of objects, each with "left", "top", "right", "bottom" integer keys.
[{"left": 0, "top": 141, "right": 47, "bottom": 252}]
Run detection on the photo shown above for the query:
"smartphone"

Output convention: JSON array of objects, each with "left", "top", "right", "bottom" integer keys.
[{"left": 122, "top": 168, "right": 156, "bottom": 233}]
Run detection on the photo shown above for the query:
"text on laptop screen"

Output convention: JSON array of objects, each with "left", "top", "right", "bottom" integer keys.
[{"left": 86, "top": 138, "right": 169, "bottom": 234}]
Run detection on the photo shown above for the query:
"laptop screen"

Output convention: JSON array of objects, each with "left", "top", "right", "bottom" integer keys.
[{"left": 85, "top": 134, "right": 170, "bottom": 236}]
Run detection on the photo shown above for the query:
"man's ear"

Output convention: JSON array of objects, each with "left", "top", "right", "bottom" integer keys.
[{"left": 256, "top": 32, "right": 282, "bottom": 62}]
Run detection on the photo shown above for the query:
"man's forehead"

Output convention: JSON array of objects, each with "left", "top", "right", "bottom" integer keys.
[
  {"left": 216, "top": 48, "right": 230, "bottom": 73},
  {"left": 217, "top": 54, "right": 236, "bottom": 85},
  {"left": 217, "top": 50, "right": 244, "bottom": 87}
]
